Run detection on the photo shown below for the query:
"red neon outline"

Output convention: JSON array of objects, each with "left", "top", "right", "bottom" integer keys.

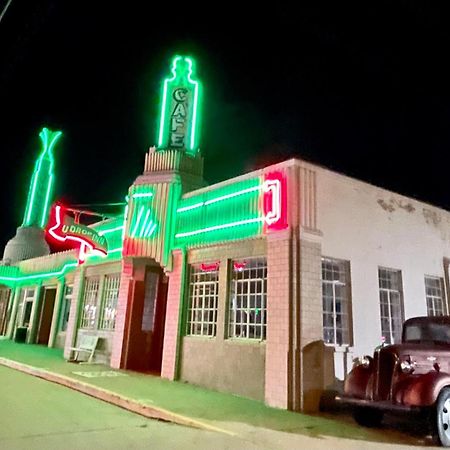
[
  {"left": 263, "top": 171, "right": 288, "bottom": 232},
  {"left": 47, "top": 204, "right": 107, "bottom": 264},
  {"left": 200, "top": 262, "right": 220, "bottom": 272}
]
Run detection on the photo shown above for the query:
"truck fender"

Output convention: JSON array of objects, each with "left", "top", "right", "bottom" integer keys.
[{"left": 394, "top": 371, "right": 450, "bottom": 407}]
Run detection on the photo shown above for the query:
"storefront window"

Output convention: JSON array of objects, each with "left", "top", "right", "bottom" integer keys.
[
  {"left": 228, "top": 257, "right": 267, "bottom": 340},
  {"left": 80, "top": 277, "right": 100, "bottom": 329},
  {"left": 20, "top": 288, "right": 36, "bottom": 328},
  {"left": 99, "top": 274, "right": 120, "bottom": 331},
  {"left": 186, "top": 263, "right": 219, "bottom": 337},
  {"left": 60, "top": 285, "right": 73, "bottom": 332}
]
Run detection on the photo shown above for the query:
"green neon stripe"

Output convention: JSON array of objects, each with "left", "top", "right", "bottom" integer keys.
[
  {"left": 139, "top": 209, "right": 151, "bottom": 237},
  {"left": 130, "top": 206, "right": 144, "bottom": 237},
  {"left": 158, "top": 56, "right": 181, "bottom": 147},
  {"left": 185, "top": 57, "right": 199, "bottom": 150},
  {"left": 175, "top": 217, "right": 264, "bottom": 238},
  {"left": 0, "top": 261, "right": 78, "bottom": 283},
  {"left": 177, "top": 185, "right": 261, "bottom": 214},
  {"left": 40, "top": 174, "right": 53, "bottom": 228},
  {"left": 98, "top": 225, "right": 124, "bottom": 236}
]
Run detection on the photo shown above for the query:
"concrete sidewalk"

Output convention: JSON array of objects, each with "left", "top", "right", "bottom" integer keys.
[{"left": 0, "top": 340, "right": 427, "bottom": 448}]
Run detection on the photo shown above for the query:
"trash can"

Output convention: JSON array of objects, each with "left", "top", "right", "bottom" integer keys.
[{"left": 14, "top": 327, "right": 27, "bottom": 343}]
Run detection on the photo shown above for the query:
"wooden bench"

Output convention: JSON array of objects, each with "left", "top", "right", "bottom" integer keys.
[{"left": 68, "top": 335, "right": 99, "bottom": 364}]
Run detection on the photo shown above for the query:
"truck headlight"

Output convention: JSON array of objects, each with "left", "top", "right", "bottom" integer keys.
[
  {"left": 400, "top": 359, "right": 415, "bottom": 374},
  {"left": 354, "top": 355, "right": 372, "bottom": 368}
]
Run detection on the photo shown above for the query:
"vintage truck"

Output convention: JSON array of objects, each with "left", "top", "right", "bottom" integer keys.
[{"left": 336, "top": 316, "right": 450, "bottom": 446}]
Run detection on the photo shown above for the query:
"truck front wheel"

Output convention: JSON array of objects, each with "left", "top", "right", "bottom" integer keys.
[
  {"left": 353, "top": 407, "right": 384, "bottom": 427},
  {"left": 433, "top": 387, "right": 450, "bottom": 447}
]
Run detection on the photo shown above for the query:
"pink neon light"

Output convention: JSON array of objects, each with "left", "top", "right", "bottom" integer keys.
[
  {"left": 233, "top": 261, "right": 246, "bottom": 272},
  {"left": 263, "top": 171, "right": 288, "bottom": 232},
  {"left": 47, "top": 205, "right": 107, "bottom": 264},
  {"left": 200, "top": 262, "right": 220, "bottom": 272}
]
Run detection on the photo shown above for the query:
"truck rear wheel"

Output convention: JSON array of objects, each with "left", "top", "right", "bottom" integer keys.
[{"left": 353, "top": 407, "right": 384, "bottom": 427}]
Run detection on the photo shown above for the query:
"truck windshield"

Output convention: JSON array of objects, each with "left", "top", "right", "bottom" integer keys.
[{"left": 403, "top": 322, "right": 450, "bottom": 344}]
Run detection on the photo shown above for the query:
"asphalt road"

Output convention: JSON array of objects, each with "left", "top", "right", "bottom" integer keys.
[
  {"left": 0, "top": 365, "right": 258, "bottom": 450},
  {"left": 0, "top": 364, "right": 436, "bottom": 450}
]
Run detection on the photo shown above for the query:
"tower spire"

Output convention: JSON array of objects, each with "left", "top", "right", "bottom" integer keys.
[
  {"left": 22, "top": 127, "right": 62, "bottom": 228},
  {"left": 2, "top": 127, "right": 62, "bottom": 265}
]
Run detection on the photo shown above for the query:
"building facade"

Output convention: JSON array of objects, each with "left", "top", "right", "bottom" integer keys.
[{"left": 1, "top": 56, "right": 450, "bottom": 413}]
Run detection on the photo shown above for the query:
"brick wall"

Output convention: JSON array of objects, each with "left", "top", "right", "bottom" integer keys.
[
  {"left": 63, "top": 268, "right": 84, "bottom": 359},
  {"left": 110, "top": 260, "right": 133, "bottom": 368},
  {"left": 161, "top": 250, "right": 184, "bottom": 379},
  {"left": 265, "top": 230, "right": 291, "bottom": 409}
]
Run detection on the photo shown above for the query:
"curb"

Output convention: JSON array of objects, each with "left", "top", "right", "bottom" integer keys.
[{"left": 0, "top": 357, "right": 236, "bottom": 437}]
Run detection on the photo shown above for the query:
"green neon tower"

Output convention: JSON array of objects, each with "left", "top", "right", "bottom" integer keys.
[
  {"left": 2, "top": 127, "right": 62, "bottom": 265},
  {"left": 157, "top": 55, "right": 202, "bottom": 155}
]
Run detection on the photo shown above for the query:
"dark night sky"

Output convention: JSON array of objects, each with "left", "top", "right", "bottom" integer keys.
[{"left": 1, "top": 1, "right": 450, "bottom": 249}]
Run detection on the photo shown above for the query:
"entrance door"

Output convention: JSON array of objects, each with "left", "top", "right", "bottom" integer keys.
[
  {"left": 37, "top": 288, "right": 57, "bottom": 345},
  {"left": 124, "top": 266, "right": 168, "bottom": 373},
  {"left": 0, "top": 288, "right": 11, "bottom": 335}
]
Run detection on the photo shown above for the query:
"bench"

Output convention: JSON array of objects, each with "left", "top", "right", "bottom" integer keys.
[{"left": 68, "top": 335, "right": 99, "bottom": 364}]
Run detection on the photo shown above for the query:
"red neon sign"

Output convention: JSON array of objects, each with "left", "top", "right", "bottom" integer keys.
[
  {"left": 47, "top": 204, "right": 108, "bottom": 264},
  {"left": 263, "top": 171, "right": 288, "bottom": 232}
]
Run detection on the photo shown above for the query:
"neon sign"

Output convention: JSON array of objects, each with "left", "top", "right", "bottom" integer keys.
[
  {"left": 47, "top": 204, "right": 108, "bottom": 264},
  {"left": 263, "top": 171, "right": 288, "bottom": 231},
  {"left": 23, "top": 128, "right": 62, "bottom": 228},
  {"left": 157, "top": 56, "right": 202, "bottom": 155}
]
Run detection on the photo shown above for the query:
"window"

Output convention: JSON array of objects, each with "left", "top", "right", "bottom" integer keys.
[
  {"left": 322, "top": 258, "right": 352, "bottom": 345},
  {"left": 228, "top": 257, "right": 267, "bottom": 340},
  {"left": 425, "top": 276, "right": 446, "bottom": 316},
  {"left": 142, "top": 271, "right": 159, "bottom": 332},
  {"left": 60, "top": 285, "right": 73, "bottom": 332},
  {"left": 80, "top": 277, "right": 100, "bottom": 329},
  {"left": 19, "top": 288, "right": 36, "bottom": 328},
  {"left": 379, "top": 268, "right": 404, "bottom": 344},
  {"left": 186, "top": 263, "right": 219, "bottom": 337},
  {"left": 99, "top": 274, "right": 120, "bottom": 330}
]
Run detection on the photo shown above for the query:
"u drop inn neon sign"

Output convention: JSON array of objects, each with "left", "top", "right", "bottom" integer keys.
[{"left": 47, "top": 204, "right": 108, "bottom": 264}]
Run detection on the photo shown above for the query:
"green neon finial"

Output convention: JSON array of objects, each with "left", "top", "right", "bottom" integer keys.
[
  {"left": 157, "top": 55, "right": 202, "bottom": 155},
  {"left": 22, "top": 127, "right": 62, "bottom": 228}
]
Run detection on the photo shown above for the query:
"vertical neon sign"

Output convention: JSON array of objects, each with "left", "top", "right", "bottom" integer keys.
[
  {"left": 23, "top": 128, "right": 62, "bottom": 228},
  {"left": 263, "top": 171, "right": 288, "bottom": 232},
  {"left": 157, "top": 55, "right": 202, "bottom": 155}
]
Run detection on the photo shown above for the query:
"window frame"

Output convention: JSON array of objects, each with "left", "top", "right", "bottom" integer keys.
[
  {"left": 228, "top": 257, "right": 267, "bottom": 342},
  {"left": 321, "top": 257, "right": 353, "bottom": 346},
  {"left": 186, "top": 262, "right": 219, "bottom": 338},
  {"left": 425, "top": 275, "right": 447, "bottom": 317},
  {"left": 378, "top": 267, "right": 404, "bottom": 344}
]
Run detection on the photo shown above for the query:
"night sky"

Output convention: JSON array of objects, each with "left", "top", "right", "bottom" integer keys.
[{"left": 1, "top": 2, "right": 450, "bottom": 249}]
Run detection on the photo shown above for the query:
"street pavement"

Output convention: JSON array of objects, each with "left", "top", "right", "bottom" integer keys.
[
  {"left": 0, "top": 365, "right": 258, "bottom": 450},
  {"left": 0, "top": 341, "right": 439, "bottom": 449}
]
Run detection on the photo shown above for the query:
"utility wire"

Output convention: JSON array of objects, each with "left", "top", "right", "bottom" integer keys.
[{"left": 0, "top": 0, "right": 13, "bottom": 25}]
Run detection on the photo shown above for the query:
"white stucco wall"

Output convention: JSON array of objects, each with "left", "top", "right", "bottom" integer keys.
[{"left": 316, "top": 166, "right": 450, "bottom": 359}]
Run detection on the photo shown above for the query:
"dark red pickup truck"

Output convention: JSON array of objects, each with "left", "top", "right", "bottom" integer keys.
[{"left": 336, "top": 316, "right": 450, "bottom": 446}]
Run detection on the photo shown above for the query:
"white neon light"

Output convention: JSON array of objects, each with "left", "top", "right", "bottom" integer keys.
[
  {"left": 131, "top": 193, "right": 154, "bottom": 199},
  {"left": 263, "top": 179, "right": 281, "bottom": 225}
]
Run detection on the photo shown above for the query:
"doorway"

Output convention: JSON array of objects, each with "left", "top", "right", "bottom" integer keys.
[
  {"left": 123, "top": 266, "right": 168, "bottom": 373},
  {"left": 0, "top": 288, "right": 11, "bottom": 335},
  {"left": 37, "top": 288, "right": 57, "bottom": 345}
]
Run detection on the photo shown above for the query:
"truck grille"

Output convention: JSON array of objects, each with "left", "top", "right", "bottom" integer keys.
[{"left": 374, "top": 351, "right": 397, "bottom": 401}]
